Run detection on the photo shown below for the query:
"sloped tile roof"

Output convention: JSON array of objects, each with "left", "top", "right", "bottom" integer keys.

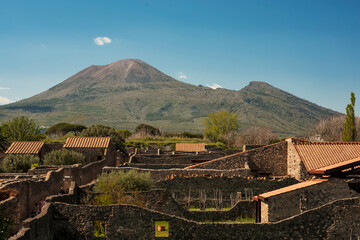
[
  {"left": 5, "top": 141, "right": 44, "bottom": 154},
  {"left": 176, "top": 143, "right": 206, "bottom": 152},
  {"left": 309, "top": 156, "right": 360, "bottom": 175},
  {"left": 254, "top": 179, "right": 328, "bottom": 201},
  {"left": 63, "top": 137, "right": 111, "bottom": 148},
  {"left": 291, "top": 138, "right": 360, "bottom": 171}
]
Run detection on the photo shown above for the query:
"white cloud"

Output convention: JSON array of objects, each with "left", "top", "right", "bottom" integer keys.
[
  {"left": 0, "top": 87, "right": 10, "bottom": 90},
  {"left": 207, "top": 83, "right": 222, "bottom": 89},
  {"left": 177, "top": 72, "right": 188, "bottom": 79},
  {"left": 94, "top": 36, "right": 112, "bottom": 46},
  {"left": 0, "top": 96, "right": 12, "bottom": 104}
]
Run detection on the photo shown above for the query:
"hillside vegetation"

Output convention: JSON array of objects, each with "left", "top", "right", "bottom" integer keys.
[{"left": 0, "top": 59, "right": 339, "bottom": 136}]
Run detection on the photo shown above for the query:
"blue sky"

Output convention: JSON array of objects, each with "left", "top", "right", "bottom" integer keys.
[{"left": 0, "top": 0, "right": 359, "bottom": 113}]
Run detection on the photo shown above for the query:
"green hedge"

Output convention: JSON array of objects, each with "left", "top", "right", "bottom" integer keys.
[
  {"left": 43, "top": 149, "right": 85, "bottom": 165},
  {"left": 1, "top": 154, "right": 40, "bottom": 173}
]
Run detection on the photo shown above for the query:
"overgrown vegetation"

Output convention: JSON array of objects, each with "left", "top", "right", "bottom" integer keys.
[
  {"left": 90, "top": 170, "right": 153, "bottom": 206},
  {"left": 43, "top": 149, "right": 85, "bottom": 165},
  {"left": 1, "top": 154, "right": 40, "bottom": 173}
]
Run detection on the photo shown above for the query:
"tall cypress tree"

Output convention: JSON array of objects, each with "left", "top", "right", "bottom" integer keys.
[{"left": 343, "top": 92, "right": 356, "bottom": 141}]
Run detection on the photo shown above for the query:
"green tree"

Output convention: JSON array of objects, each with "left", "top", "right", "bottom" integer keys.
[
  {"left": 81, "top": 125, "right": 125, "bottom": 151},
  {"left": 135, "top": 124, "right": 160, "bottom": 136},
  {"left": 0, "top": 116, "right": 44, "bottom": 141},
  {"left": 116, "top": 129, "right": 132, "bottom": 139},
  {"left": 343, "top": 92, "right": 356, "bottom": 142},
  {"left": 204, "top": 111, "right": 239, "bottom": 143},
  {"left": 45, "top": 122, "right": 86, "bottom": 136}
]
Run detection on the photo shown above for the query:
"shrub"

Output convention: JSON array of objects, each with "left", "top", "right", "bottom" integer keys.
[
  {"left": 179, "top": 132, "right": 203, "bottom": 139},
  {"left": 94, "top": 170, "right": 153, "bottom": 193},
  {"left": 1, "top": 154, "right": 40, "bottom": 173},
  {"left": 43, "top": 149, "right": 85, "bottom": 165},
  {"left": 116, "top": 129, "right": 132, "bottom": 139},
  {"left": 215, "top": 142, "right": 226, "bottom": 150},
  {"left": 92, "top": 170, "right": 153, "bottom": 205}
]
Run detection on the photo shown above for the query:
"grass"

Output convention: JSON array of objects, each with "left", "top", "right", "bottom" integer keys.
[
  {"left": 202, "top": 217, "right": 256, "bottom": 223},
  {"left": 155, "top": 221, "right": 169, "bottom": 237},
  {"left": 188, "top": 207, "right": 232, "bottom": 211}
]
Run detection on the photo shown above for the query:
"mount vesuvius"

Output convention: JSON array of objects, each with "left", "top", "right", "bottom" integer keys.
[{"left": 0, "top": 59, "right": 339, "bottom": 136}]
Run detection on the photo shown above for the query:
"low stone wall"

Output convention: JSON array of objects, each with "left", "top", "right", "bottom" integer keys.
[
  {"left": 187, "top": 141, "right": 288, "bottom": 177},
  {"left": 10, "top": 197, "right": 360, "bottom": 240},
  {"left": 0, "top": 157, "right": 115, "bottom": 224},
  {"left": 103, "top": 167, "right": 252, "bottom": 182},
  {"left": 127, "top": 163, "right": 192, "bottom": 169},
  {"left": 131, "top": 152, "right": 225, "bottom": 164}
]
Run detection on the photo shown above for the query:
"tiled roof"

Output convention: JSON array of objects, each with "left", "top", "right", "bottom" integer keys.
[
  {"left": 63, "top": 137, "right": 111, "bottom": 148},
  {"left": 5, "top": 141, "right": 44, "bottom": 154},
  {"left": 254, "top": 179, "right": 328, "bottom": 201},
  {"left": 176, "top": 143, "right": 206, "bottom": 152},
  {"left": 309, "top": 156, "right": 360, "bottom": 175},
  {"left": 291, "top": 138, "right": 360, "bottom": 171}
]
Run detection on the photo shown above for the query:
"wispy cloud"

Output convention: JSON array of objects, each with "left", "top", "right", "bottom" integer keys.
[
  {"left": 207, "top": 83, "right": 222, "bottom": 89},
  {"left": 177, "top": 72, "right": 188, "bottom": 79},
  {"left": 94, "top": 36, "right": 112, "bottom": 46},
  {"left": 0, "top": 96, "right": 12, "bottom": 105},
  {"left": 0, "top": 87, "right": 10, "bottom": 90}
]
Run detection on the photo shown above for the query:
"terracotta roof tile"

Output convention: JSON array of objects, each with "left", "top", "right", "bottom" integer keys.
[
  {"left": 309, "top": 156, "right": 360, "bottom": 175},
  {"left": 5, "top": 141, "right": 44, "bottom": 154},
  {"left": 255, "top": 179, "right": 328, "bottom": 201},
  {"left": 291, "top": 138, "right": 360, "bottom": 171},
  {"left": 63, "top": 137, "right": 111, "bottom": 148},
  {"left": 176, "top": 143, "right": 206, "bottom": 152}
]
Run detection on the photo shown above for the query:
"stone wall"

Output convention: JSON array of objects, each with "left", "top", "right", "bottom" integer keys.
[
  {"left": 0, "top": 156, "right": 115, "bottom": 224},
  {"left": 131, "top": 152, "right": 225, "bottom": 164},
  {"left": 262, "top": 178, "right": 359, "bottom": 222},
  {"left": 187, "top": 141, "right": 288, "bottom": 177},
  {"left": 65, "top": 142, "right": 116, "bottom": 165},
  {"left": 155, "top": 176, "right": 299, "bottom": 207},
  {"left": 103, "top": 167, "right": 252, "bottom": 182},
  {"left": 286, "top": 138, "right": 308, "bottom": 180},
  {"left": 10, "top": 197, "right": 360, "bottom": 240}
]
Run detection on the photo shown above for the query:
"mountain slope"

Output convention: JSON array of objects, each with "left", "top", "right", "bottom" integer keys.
[{"left": 0, "top": 59, "right": 339, "bottom": 136}]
